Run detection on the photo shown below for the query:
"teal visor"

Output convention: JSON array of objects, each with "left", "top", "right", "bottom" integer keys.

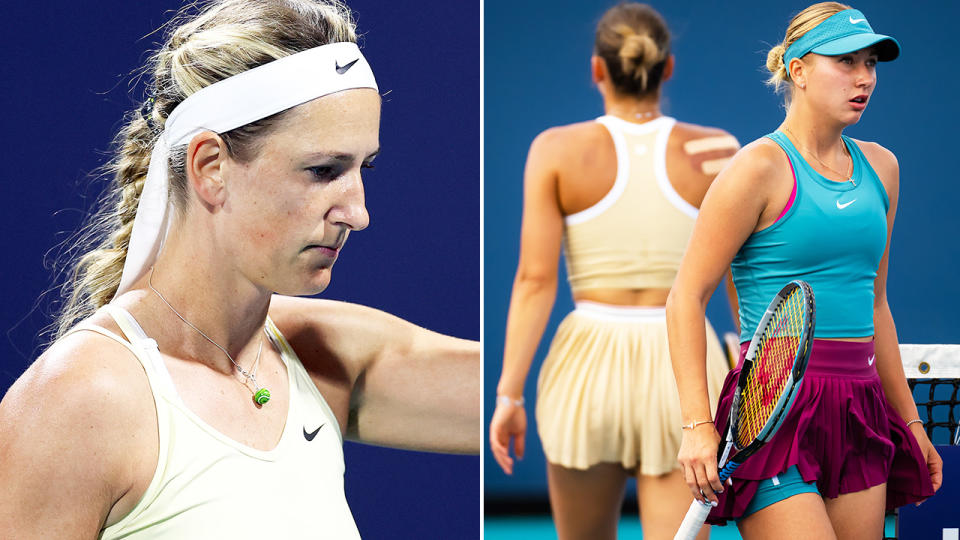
[{"left": 783, "top": 8, "right": 899, "bottom": 78}]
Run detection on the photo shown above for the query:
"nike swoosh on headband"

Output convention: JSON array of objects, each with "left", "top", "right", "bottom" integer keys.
[
  {"left": 849, "top": 16, "right": 867, "bottom": 24},
  {"left": 114, "top": 42, "right": 378, "bottom": 298},
  {"left": 336, "top": 58, "right": 359, "bottom": 74}
]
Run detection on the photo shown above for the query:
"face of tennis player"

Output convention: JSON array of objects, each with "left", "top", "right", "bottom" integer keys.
[
  {"left": 220, "top": 88, "right": 380, "bottom": 295},
  {"left": 803, "top": 47, "right": 877, "bottom": 125}
]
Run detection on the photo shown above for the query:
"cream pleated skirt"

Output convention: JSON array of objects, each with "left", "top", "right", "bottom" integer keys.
[{"left": 536, "top": 302, "right": 729, "bottom": 475}]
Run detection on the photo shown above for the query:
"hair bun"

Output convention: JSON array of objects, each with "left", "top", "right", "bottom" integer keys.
[
  {"left": 766, "top": 43, "right": 786, "bottom": 74},
  {"left": 617, "top": 26, "right": 661, "bottom": 90},
  {"left": 595, "top": 3, "right": 670, "bottom": 98}
]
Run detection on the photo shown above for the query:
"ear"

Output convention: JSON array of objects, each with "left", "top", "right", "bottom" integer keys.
[
  {"left": 185, "top": 131, "right": 228, "bottom": 209},
  {"left": 661, "top": 54, "right": 675, "bottom": 82},
  {"left": 591, "top": 55, "right": 607, "bottom": 84},
  {"left": 788, "top": 57, "right": 806, "bottom": 89}
]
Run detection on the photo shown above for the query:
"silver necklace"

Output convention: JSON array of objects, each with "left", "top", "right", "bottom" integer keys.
[
  {"left": 610, "top": 109, "right": 659, "bottom": 121},
  {"left": 148, "top": 268, "right": 271, "bottom": 406},
  {"left": 782, "top": 126, "right": 856, "bottom": 187}
]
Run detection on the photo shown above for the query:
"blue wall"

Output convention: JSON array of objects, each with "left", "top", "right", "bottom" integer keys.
[
  {"left": 0, "top": 1, "right": 479, "bottom": 537},
  {"left": 485, "top": 0, "right": 960, "bottom": 498}
]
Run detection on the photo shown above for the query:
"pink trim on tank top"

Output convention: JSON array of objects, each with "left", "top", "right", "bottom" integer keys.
[{"left": 775, "top": 157, "right": 797, "bottom": 223}]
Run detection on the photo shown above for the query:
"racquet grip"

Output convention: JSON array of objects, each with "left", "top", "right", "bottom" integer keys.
[
  {"left": 673, "top": 500, "right": 712, "bottom": 540},
  {"left": 672, "top": 461, "right": 741, "bottom": 540},
  {"left": 718, "top": 460, "right": 740, "bottom": 483}
]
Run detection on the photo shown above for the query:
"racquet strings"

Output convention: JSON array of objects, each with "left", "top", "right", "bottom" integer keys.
[{"left": 737, "top": 288, "right": 806, "bottom": 446}]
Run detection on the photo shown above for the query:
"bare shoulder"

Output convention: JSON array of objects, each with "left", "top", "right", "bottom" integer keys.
[
  {"left": 719, "top": 137, "right": 790, "bottom": 186},
  {"left": 0, "top": 324, "right": 156, "bottom": 531},
  {"left": 4, "top": 327, "right": 155, "bottom": 443},
  {"left": 739, "top": 136, "right": 789, "bottom": 168},
  {"left": 530, "top": 121, "right": 609, "bottom": 160},
  {"left": 268, "top": 295, "right": 417, "bottom": 378},
  {"left": 851, "top": 138, "right": 899, "bottom": 184},
  {"left": 658, "top": 122, "right": 742, "bottom": 206},
  {"left": 269, "top": 295, "right": 414, "bottom": 339},
  {"left": 672, "top": 121, "right": 738, "bottom": 143}
]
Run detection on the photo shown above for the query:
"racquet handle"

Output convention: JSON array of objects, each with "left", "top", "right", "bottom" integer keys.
[
  {"left": 673, "top": 500, "right": 712, "bottom": 540},
  {"left": 672, "top": 461, "right": 741, "bottom": 540}
]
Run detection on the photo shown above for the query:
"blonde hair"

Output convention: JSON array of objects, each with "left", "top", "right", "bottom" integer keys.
[
  {"left": 595, "top": 3, "right": 670, "bottom": 98},
  {"left": 53, "top": 0, "right": 357, "bottom": 339},
  {"left": 766, "top": 2, "right": 852, "bottom": 94}
]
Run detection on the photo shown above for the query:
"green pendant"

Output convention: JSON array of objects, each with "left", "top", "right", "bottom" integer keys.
[{"left": 254, "top": 387, "right": 271, "bottom": 405}]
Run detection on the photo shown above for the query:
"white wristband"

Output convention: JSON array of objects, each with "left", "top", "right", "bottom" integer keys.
[{"left": 496, "top": 395, "right": 524, "bottom": 408}]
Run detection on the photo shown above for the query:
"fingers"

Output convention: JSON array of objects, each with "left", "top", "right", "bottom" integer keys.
[
  {"left": 683, "top": 463, "right": 700, "bottom": 501},
  {"left": 929, "top": 450, "right": 943, "bottom": 492},
  {"left": 695, "top": 463, "right": 720, "bottom": 505},
  {"left": 489, "top": 431, "right": 514, "bottom": 475},
  {"left": 489, "top": 405, "right": 527, "bottom": 476},
  {"left": 680, "top": 460, "right": 719, "bottom": 505},
  {"left": 488, "top": 417, "right": 514, "bottom": 475},
  {"left": 677, "top": 427, "right": 723, "bottom": 505}
]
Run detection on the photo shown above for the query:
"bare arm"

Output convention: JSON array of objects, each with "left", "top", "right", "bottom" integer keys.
[
  {"left": 666, "top": 140, "right": 786, "bottom": 503},
  {"left": 0, "top": 333, "right": 155, "bottom": 538},
  {"left": 352, "top": 315, "right": 479, "bottom": 453},
  {"left": 489, "top": 131, "right": 565, "bottom": 474},
  {"left": 724, "top": 268, "right": 740, "bottom": 333},
  {"left": 861, "top": 142, "right": 942, "bottom": 493},
  {"left": 669, "top": 125, "right": 742, "bottom": 333},
  {"left": 495, "top": 132, "right": 564, "bottom": 400},
  {"left": 270, "top": 296, "right": 480, "bottom": 454}
]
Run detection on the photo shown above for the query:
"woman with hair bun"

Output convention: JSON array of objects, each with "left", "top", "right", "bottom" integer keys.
[
  {"left": 0, "top": 1, "right": 479, "bottom": 537},
  {"left": 667, "top": 2, "right": 940, "bottom": 537},
  {"left": 489, "top": 3, "right": 736, "bottom": 538}
]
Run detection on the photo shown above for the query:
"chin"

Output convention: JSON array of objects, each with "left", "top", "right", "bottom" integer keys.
[{"left": 272, "top": 268, "right": 332, "bottom": 297}]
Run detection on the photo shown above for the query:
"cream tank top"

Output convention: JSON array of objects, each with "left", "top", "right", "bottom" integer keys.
[
  {"left": 564, "top": 115, "right": 697, "bottom": 292},
  {"left": 72, "top": 304, "right": 360, "bottom": 539}
]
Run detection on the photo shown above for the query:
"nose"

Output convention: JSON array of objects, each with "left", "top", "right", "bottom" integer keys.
[
  {"left": 328, "top": 169, "right": 370, "bottom": 231},
  {"left": 855, "top": 63, "right": 876, "bottom": 89}
]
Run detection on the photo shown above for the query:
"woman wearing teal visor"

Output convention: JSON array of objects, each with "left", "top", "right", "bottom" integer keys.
[{"left": 667, "top": 2, "right": 940, "bottom": 538}]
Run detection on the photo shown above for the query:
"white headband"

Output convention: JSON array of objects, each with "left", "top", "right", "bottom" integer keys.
[{"left": 115, "top": 41, "right": 378, "bottom": 297}]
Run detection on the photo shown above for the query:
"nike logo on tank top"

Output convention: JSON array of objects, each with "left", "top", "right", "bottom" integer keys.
[
  {"left": 731, "top": 131, "right": 888, "bottom": 340},
  {"left": 92, "top": 306, "right": 361, "bottom": 539}
]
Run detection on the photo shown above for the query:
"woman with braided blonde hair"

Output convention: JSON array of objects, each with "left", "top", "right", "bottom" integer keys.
[
  {"left": 0, "top": 0, "right": 479, "bottom": 537},
  {"left": 489, "top": 3, "right": 736, "bottom": 538}
]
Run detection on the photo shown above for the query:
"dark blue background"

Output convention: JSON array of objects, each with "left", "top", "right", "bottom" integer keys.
[
  {"left": 485, "top": 0, "right": 959, "bottom": 499},
  {"left": 0, "top": 1, "right": 479, "bottom": 538}
]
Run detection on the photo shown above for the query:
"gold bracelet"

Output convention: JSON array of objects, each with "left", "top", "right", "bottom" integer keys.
[
  {"left": 496, "top": 395, "right": 525, "bottom": 408},
  {"left": 905, "top": 419, "right": 923, "bottom": 428},
  {"left": 681, "top": 419, "right": 714, "bottom": 430}
]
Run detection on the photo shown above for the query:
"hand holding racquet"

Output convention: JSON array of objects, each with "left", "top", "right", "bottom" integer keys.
[{"left": 674, "top": 280, "right": 815, "bottom": 540}]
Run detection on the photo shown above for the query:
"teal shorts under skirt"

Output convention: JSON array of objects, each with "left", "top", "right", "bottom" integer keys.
[{"left": 742, "top": 465, "right": 820, "bottom": 518}]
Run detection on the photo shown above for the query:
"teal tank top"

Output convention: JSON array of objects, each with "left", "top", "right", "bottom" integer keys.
[{"left": 732, "top": 131, "right": 889, "bottom": 340}]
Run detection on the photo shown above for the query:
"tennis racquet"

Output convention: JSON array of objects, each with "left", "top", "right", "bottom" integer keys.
[{"left": 673, "top": 280, "right": 815, "bottom": 540}]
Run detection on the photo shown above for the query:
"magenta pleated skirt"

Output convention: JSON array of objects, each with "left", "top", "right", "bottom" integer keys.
[{"left": 707, "top": 339, "right": 935, "bottom": 524}]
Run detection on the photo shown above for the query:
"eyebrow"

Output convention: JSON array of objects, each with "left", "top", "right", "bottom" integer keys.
[{"left": 305, "top": 148, "right": 381, "bottom": 162}]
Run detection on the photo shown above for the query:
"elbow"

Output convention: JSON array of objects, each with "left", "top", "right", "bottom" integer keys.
[
  {"left": 513, "top": 268, "right": 557, "bottom": 293},
  {"left": 667, "top": 283, "right": 707, "bottom": 315},
  {"left": 666, "top": 288, "right": 679, "bottom": 316}
]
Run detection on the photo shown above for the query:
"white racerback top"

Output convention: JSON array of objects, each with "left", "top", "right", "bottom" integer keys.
[
  {"left": 70, "top": 304, "right": 360, "bottom": 539},
  {"left": 563, "top": 115, "right": 698, "bottom": 292}
]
